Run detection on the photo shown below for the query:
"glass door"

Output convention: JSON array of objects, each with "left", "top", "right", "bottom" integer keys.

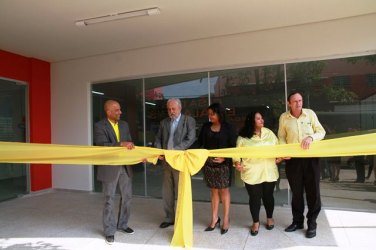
[{"left": 0, "top": 78, "right": 28, "bottom": 201}]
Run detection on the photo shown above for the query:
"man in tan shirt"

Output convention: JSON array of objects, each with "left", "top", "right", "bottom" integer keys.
[{"left": 278, "top": 91, "right": 326, "bottom": 238}]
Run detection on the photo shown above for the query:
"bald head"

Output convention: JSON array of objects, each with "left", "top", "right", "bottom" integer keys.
[
  {"left": 104, "top": 100, "right": 122, "bottom": 122},
  {"left": 104, "top": 100, "right": 118, "bottom": 111}
]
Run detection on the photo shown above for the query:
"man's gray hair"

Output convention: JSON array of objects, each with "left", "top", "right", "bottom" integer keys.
[{"left": 167, "top": 98, "right": 182, "bottom": 108}]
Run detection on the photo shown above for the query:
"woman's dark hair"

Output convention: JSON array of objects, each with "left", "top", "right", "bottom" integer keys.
[
  {"left": 238, "top": 111, "right": 263, "bottom": 138},
  {"left": 208, "top": 103, "right": 227, "bottom": 123}
]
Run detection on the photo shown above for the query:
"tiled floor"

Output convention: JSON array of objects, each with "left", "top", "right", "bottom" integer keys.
[{"left": 0, "top": 190, "right": 375, "bottom": 250}]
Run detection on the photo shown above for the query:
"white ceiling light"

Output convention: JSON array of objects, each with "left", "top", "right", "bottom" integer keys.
[
  {"left": 145, "top": 102, "right": 156, "bottom": 106},
  {"left": 75, "top": 7, "right": 160, "bottom": 27},
  {"left": 91, "top": 91, "right": 104, "bottom": 95}
]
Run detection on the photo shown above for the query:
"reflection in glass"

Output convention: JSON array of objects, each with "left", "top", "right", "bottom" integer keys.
[
  {"left": 0, "top": 79, "right": 28, "bottom": 201},
  {"left": 209, "top": 66, "right": 288, "bottom": 204},
  {"left": 90, "top": 54, "right": 376, "bottom": 212},
  {"left": 144, "top": 72, "right": 209, "bottom": 198},
  {"left": 287, "top": 55, "right": 376, "bottom": 210},
  {"left": 92, "top": 79, "right": 145, "bottom": 196}
]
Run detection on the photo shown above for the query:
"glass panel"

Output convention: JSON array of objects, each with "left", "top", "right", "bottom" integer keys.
[
  {"left": 209, "top": 65, "right": 288, "bottom": 205},
  {"left": 286, "top": 54, "right": 376, "bottom": 211},
  {"left": 92, "top": 79, "right": 145, "bottom": 196},
  {"left": 90, "top": 54, "right": 375, "bottom": 212},
  {"left": 0, "top": 79, "right": 28, "bottom": 201},
  {"left": 145, "top": 72, "right": 208, "bottom": 198}
]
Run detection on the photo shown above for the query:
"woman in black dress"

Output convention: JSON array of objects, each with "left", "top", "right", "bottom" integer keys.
[{"left": 198, "top": 103, "right": 237, "bottom": 234}]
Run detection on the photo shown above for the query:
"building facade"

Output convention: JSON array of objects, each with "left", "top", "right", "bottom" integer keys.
[{"left": 1, "top": 13, "right": 376, "bottom": 211}]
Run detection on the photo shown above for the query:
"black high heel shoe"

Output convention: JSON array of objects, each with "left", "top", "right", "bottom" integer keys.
[
  {"left": 221, "top": 219, "right": 230, "bottom": 235},
  {"left": 204, "top": 217, "right": 221, "bottom": 231},
  {"left": 250, "top": 223, "right": 260, "bottom": 236},
  {"left": 266, "top": 218, "right": 274, "bottom": 230},
  {"left": 220, "top": 227, "right": 229, "bottom": 235}
]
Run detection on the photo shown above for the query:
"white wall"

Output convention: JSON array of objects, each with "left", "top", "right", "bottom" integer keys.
[{"left": 51, "top": 13, "right": 376, "bottom": 191}]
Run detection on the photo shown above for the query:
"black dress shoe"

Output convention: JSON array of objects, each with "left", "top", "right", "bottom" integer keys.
[
  {"left": 159, "top": 222, "right": 174, "bottom": 228},
  {"left": 266, "top": 224, "right": 274, "bottom": 230},
  {"left": 105, "top": 235, "right": 114, "bottom": 245},
  {"left": 119, "top": 227, "right": 134, "bottom": 234},
  {"left": 204, "top": 217, "right": 221, "bottom": 231},
  {"left": 306, "top": 228, "right": 316, "bottom": 238},
  {"left": 220, "top": 228, "right": 228, "bottom": 235},
  {"left": 285, "top": 222, "right": 304, "bottom": 232}
]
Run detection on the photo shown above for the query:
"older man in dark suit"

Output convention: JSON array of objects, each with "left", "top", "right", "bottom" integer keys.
[
  {"left": 94, "top": 100, "right": 135, "bottom": 244},
  {"left": 154, "top": 98, "right": 196, "bottom": 228}
]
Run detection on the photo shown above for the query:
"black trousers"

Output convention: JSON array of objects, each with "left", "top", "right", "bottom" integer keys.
[
  {"left": 354, "top": 156, "right": 366, "bottom": 182},
  {"left": 285, "top": 158, "right": 321, "bottom": 228},
  {"left": 245, "top": 181, "right": 276, "bottom": 223}
]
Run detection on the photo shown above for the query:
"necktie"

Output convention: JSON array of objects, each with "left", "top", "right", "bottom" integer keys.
[
  {"left": 167, "top": 119, "right": 177, "bottom": 149},
  {"left": 113, "top": 123, "right": 120, "bottom": 142}
]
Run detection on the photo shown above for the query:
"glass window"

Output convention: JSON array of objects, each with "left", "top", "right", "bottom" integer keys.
[
  {"left": 0, "top": 78, "right": 28, "bottom": 201},
  {"left": 287, "top": 55, "right": 376, "bottom": 210},
  {"left": 91, "top": 53, "right": 376, "bottom": 212},
  {"left": 367, "top": 74, "right": 376, "bottom": 87},
  {"left": 144, "top": 72, "right": 208, "bottom": 198},
  {"left": 334, "top": 76, "right": 351, "bottom": 87},
  {"left": 92, "top": 79, "right": 145, "bottom": 196},
  {"left": 209, "top": 65, "right": 287, "bottom": 204}
]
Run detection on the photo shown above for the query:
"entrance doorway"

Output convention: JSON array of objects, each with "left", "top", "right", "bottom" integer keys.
[{"left": 0, "top": 78, "right": 28, "bottom": 201}]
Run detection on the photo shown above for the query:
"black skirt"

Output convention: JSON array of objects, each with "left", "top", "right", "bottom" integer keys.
[{"left": 203, "top": 157, "right": 232, "bottom": 189}]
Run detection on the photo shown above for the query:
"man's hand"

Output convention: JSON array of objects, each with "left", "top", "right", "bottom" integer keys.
[
  {"left": 301, "top": 136, "right": 313, "bottom": 150},
  {"left": 234, "top": 161, "right": 244, "bottom": 172},
  {"left": 120, "top": 141, "right": 134, "bottom": 150}
]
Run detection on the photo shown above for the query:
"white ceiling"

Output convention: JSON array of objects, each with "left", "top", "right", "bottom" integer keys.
[{"left": 1, "top": 0, "right": 376, "bottom": 63}]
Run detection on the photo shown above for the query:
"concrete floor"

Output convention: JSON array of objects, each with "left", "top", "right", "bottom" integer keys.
[{"left": 0, "top": 189, "right": 375, "bottom": 250}]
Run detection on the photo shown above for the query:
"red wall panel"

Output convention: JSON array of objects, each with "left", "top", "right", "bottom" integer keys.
[{"left": 0, "top": 50, "right": 51, "bottom": 191}]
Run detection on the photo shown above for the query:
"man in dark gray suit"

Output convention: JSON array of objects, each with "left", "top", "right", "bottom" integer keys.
[
  {"left": 94, "top": 100, "right": 135, "bottom": 244},
  {"left": 154, "top": 98, "right": 196, "bottom": 228}
]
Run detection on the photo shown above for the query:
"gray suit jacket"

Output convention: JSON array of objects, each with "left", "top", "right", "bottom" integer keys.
[
  {"left": 154, "top": 114, "right": 196, "bottom": 150},
  {"left": 94, "top": 119, "right": 133, "bottom": 182}
]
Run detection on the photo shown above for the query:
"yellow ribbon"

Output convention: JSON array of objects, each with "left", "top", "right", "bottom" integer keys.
[
  {"left": 164, "top": 149, "right": 208, "bottom": 247},
  {"left": 1, "top": 133, "right": 376, "bottom": 248}
]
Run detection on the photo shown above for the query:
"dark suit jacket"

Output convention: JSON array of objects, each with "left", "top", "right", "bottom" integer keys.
[
  {"left": 154, "top": 114, "right": 196, "bottom": 150},
  {"left": 94, "top": 119, "right": 133, "bottom": 182}
]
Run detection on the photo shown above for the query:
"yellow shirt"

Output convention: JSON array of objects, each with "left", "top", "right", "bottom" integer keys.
[
  {"left": 108, "top": 119, "right": 120, "bottom": 143},
  {"left": 278, "top": 108, "right": 326, "bottom": 144},
  {"left": 234, "top": 127, "right": 279, "bottom": 185}
]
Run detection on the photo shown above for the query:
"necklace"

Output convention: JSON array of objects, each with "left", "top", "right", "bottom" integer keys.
[{"left": 211, "top": 124, "right": 221, "bottom": 132}]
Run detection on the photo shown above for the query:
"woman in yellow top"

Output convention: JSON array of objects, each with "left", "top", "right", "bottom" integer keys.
[{"left": 233, "top": 111, "right": 281, "bottom": 236}]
